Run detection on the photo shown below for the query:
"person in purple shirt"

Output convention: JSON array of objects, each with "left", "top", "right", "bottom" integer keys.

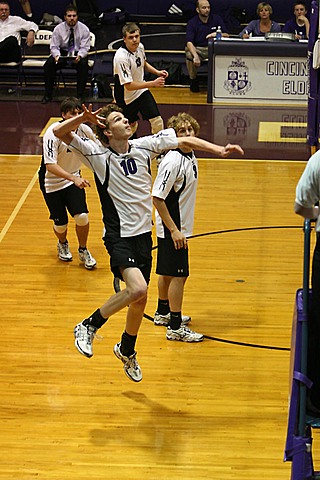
[
  {"left": 42, "top": 4, "right": 90, "bottom": 104},
  {"left": 239, "top": 2, "right": 281, "bottom": 39},
  {"left": 283, "top": 2, "right": 309, "bottom": 40},
  {"left": 185, "top": 0, "right": 228, "bottom": 92}
]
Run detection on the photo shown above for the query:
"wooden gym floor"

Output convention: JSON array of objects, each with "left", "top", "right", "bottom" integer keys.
[{"left": 0, "top": 89, "right": 317, "bottom": 479}]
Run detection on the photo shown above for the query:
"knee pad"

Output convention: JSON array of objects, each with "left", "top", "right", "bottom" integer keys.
[
  {"left": 54, "top": 223, "right": 68, "bottom": 234},
  {"left": 130, "top": 121, "right": 138, "bottom": 135},
  {"left": 150, "top": 116, "right": 164, "bottom": 134},
  {"left": 74, "top": 213, "right": 89, "bottom": 226}
]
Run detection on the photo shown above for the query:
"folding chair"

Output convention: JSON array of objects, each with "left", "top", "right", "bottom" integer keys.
[
  {"left": 0, "top": 42, "right": 24, "bottom": 95},
  {"left": 21, "top": 29, "right": 52, "bottom": 91}
]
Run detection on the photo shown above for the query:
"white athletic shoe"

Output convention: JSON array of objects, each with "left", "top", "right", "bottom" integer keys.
[
  {"left": 74, "top": 321, "right": 97, "bottom": 358},
  {"left": 57, "top": 241, "right": 72, "bottom": 261},
  {"left": 113, "top": 342, "right": 142, "bottom": 382},
  {"left": 78, "top": 248, "right": 96, "bottom": 270},
  {"left": 154, "top": 312, "right": 191, "bottom": 326},
  {"left": 166, "top": 326, "right": 204, "bottom": 342}
]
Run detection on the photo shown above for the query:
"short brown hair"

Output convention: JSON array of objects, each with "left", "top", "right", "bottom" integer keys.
[
  {"left": 167, "top": 112, "right": 200, "bottom": 136},
  {"left": 293, "top": 2, "right": 307, "bottom": 9},
  {"left": 64, "top": 4, "right": 78, "bottom": 15},
  {"left": 122, "top": 22, "right": 140, "bottom": 37},
  {"left": 94, "top": 103, "right": 123, "bottom": 144},
  {"left": 60, "top": 97, "right": 82, "bottom": 115}
]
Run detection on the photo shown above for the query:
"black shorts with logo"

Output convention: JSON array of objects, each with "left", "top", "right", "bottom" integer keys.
[
  {"left": 104, "top": 232, "right": 153, "bottom": 284},
  {"left": 42, "top": 183, "right": 88, "bottom": 225},
  {"left": 122, "top": 90, "right": 160, "bottom": 124},
  {"left": 156, "top": 236, "right": 189, "bottom": 277}
]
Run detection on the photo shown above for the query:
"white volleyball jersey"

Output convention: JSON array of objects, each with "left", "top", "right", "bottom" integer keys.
[
  {"left": 43, "top": 122, "right": 97, "bottom": 193},
  {"left": 152, "top": 149, "right": 198, "bottom": 238},
  {"left": 295, "top": 149, "right": 320, "bottom": 232},
  {"left": 68, "top": 128, "right": 178, "bottom": 237},
  {"left": 113, "top": 43, "right": 148, "bottom": 104}
]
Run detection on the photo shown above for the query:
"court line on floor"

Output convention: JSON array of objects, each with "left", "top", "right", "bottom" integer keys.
[
  {"left": 146, "top": 318, "right": 290, "bottom": 351},
  {"left": 0, "top": 170, "right": 38, "bottom": 244},
  {"left": 142, "top": 225, "right": 302, "bottom": 352}
]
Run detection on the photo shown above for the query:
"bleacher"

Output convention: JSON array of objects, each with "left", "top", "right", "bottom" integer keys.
[
  {"left": 0, "top": 0, "right": 312, "bottom": 99},
  {"left": 8, "top": 1, "right": 310, "bottom": 25}
]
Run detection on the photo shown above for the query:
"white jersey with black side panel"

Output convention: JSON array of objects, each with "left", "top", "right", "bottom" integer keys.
[
  {"left": 295, "top": 149, "right": 320, "bottom": 232},
  {"left": 113, "top": 43, "right": 148, "bottom": 105},
  {"left": 68, "top": 128, "right": 178, "bottom": 237},
  {"left": 152, "top": 148, "right": 198, "bottom": 238},
  {"left": 42, "top": 122, "right": 98, "bottom": 193}
]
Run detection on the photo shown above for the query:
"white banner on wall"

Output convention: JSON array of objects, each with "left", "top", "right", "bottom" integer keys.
[{"left": 213, "top": 56, "right": 308, "bottom": 101}]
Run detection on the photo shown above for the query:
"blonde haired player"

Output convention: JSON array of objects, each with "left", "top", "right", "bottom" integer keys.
[{"left": 153, "top": 112, "right": 244, "bottom": 341}]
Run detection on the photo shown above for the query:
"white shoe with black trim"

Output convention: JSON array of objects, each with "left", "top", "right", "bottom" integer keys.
[
  {"left": 78, "top": 248, "right": 96, "bottom": 270},
  {"left": 74, "top": 321, "right": 97, "bottom": 357},
  {"left": 166, "top": 326, "right": 204, "bottom": 342},
  {"left": 154, "top": 312, "right": 191, "bottom": 326},
  {"left": 57, "top": 241, "right": 72, "bottom": 261},
  {"left": 113, "top": 342, "right": 142, "bottom": 382}
]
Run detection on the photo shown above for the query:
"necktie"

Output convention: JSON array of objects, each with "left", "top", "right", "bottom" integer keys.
[{"left": 68, "top": 28, "right": 75, "bottom": 56}]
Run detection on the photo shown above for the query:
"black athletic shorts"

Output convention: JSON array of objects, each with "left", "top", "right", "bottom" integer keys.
[
  {"left": 121, "top": 90, "right": 160, "bottom": 124},
  {"left": 156, "top": 236, "right": 189, "bottom": 277},
  {"left": 42, "top": 183, "right": 88, "bottom": 225},
  {"left": 104, "top": 232, "right": 153, "bottom": 284}
]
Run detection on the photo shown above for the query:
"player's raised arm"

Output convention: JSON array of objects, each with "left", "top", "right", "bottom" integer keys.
[
  {"left": 53, "top": 104, "right": 105, "bottom": 144},
  {"left": 177, "top": 136, "right": 244, "bottom": 157}
]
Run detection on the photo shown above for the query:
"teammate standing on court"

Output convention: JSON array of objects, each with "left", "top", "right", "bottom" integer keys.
[
  {"left": 153, "top": 112, "right": 244, "bottom": 341},
  {"left": 113, "top": 22, "right": 168, "bottom": 137},
  {"left": 39, "top": 97, "right": 97, "bottom": 269}
]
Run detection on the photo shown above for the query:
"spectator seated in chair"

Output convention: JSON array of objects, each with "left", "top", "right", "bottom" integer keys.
[
  {"left": 19, "top": 0, "right": 33, "bottom": 21},
  {"left": 0, "top": 0, "right": 37, "bottom": 63},
  {"left": 185, "top": 0, "right": 228, "bottom": 93},
  {"left": 239, "top": 2, "right": 281, "bottom": 39},
  {"left": 42, "top": 3, "right": 90, "bottom": 104},
  {"left": 283, "top": 2, "right": 310, "bottom": 40}
]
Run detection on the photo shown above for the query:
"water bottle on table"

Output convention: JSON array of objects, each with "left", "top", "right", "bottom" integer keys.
[
  {"left": 216, "top": 25, "right": 222, "bottom": 41},
  {"left": 92, "top": 80, "right": 98, "bottom": 100}
]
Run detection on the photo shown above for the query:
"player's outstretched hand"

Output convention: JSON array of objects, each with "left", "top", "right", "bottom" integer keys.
[
  {"left": 220, "top": 144, "right": 244, "bottom": 158},
  {"left": 81, "top": 103, "right": 106, "bottom": 128}
]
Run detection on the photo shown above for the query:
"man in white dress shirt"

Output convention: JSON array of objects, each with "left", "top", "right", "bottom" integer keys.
[{"left": 0, "top": 0, "right": 37, "bottom": 62}]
